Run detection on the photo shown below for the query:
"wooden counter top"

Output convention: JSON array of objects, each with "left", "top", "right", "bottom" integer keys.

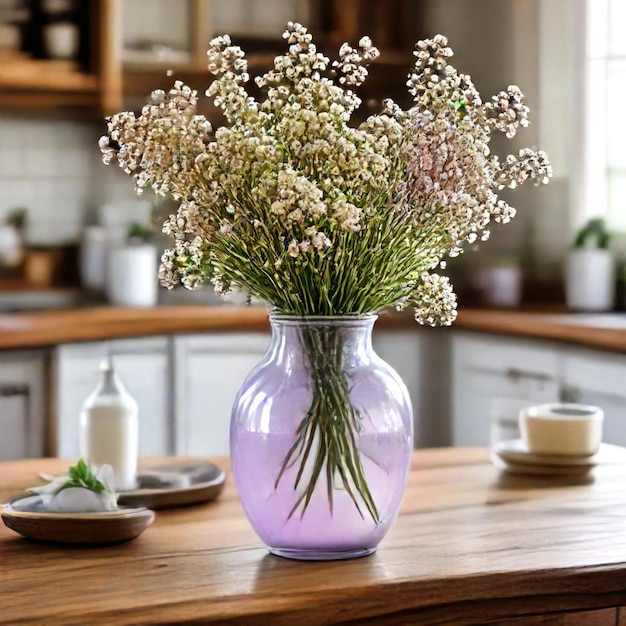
[
  {"left": 1, "top": 304, "right": 626, "bottom": 352},
  {"left": 0, "top": 305, "right": 272, "bottom": 350},
  {"left": 455, "top": 309, "right": 626, "bottom": 353},
  {"left": 1, "top": 448, "right": 626, "bottom": 625}
]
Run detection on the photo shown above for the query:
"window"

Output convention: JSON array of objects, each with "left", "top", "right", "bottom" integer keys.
[{"left": 584, "top": 0, "right": 626, "bottom": 231}]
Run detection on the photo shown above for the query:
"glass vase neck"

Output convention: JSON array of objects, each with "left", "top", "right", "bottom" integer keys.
[{"left": 267, "top": 313, "right": 377, "bottom": 366}]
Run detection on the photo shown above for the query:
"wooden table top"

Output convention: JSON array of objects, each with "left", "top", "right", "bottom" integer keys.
[{"left": 2, "top": 448, "right": 626, "bottom": 625}]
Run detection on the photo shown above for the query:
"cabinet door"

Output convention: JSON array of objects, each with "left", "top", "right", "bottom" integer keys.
[
  {"left": 55, "top": 338, "right": 171, "bottom": 458},
  {"left": 452, "top": 332, "right": 560, "bottom": 446},
  {"left": 175, "top": 333, "right": 270, "bottom": 457},
  {"left": 562, "top": 349, "right": 626, "bottom": 446},
  {"left": 372, "top": 328, "right": 422, "bottom": 446},
  {"left": 374, "top": 327, "right": 452, "bottom": 448},
  {"left": 0, "top": 352, "right": 46, "bottom": 460}
]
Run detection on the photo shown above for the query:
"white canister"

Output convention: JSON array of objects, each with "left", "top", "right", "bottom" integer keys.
[
  {"left": 79, "top": 358, "right": 138, "bottom": 491},
  {"left": 79, "top": 226, "right": 108, "bottom": 291},
  {"left": 0, "top": 225, "right": 23, "bottom": 267},
  {"left": 477, "top": 265, "right": 523, "bottom": 308},
  {"left": 565, "top": 248, "right": 615, "bottom": 312},
  {"left": 106, "top": 243, "right": 158, "bottom": 307}
]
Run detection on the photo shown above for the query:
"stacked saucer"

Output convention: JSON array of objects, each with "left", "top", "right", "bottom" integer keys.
[{"left": 491, "top": 439, "right": 626, "bottom": 476}]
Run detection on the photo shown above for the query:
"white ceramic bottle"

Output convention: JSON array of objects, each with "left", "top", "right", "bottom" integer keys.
[{"left": 79, "top": 357, "right": 139, "bottom": 491}]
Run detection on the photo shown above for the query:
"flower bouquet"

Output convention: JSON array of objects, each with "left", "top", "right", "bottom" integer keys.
[{"left": 100, "top": 23, "right": 551, "bottom": 558}]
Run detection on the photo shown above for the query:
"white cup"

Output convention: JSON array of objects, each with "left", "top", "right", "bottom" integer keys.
[
  {"left": 519, "top": 403, "right": 604, "bottom": 456},
  {"left": 43, "top": 22, "right": 79, "bottom": 60}
]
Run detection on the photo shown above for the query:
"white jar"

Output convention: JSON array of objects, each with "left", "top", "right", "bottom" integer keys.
[
  {"left": 43, "top": 22, "right": 79, "bottom": 60},
  {"left": 79, "top": 358, "right": 139, "bottom": 491},
  {"left": 106, "top": 243, "right": 158, "bottom": 307},
  {"left": 477, "top": 265, "right": 523, "bottom": 308},
  {"left": 80, "top": 226, "right": 108, "bottom": 291},
  {"left": 0, "top": 225, "right": 23, "bottom": 267},
  {"left": 565, "top": 248, "right": 615, "bottom": 312}
]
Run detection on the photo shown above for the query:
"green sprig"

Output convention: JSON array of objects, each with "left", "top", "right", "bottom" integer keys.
[{"left": 61, "top": 459, "right": 109, "bottom": 493}]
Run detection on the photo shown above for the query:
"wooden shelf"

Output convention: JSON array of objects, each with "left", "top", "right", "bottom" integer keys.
[{"left": 0, "top": 58, "right": 99, "bottom": 93}]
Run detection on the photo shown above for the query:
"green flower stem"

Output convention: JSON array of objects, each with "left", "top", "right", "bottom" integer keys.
[{"left": 275, "top": 323, "right": 380, "bottom": 523}]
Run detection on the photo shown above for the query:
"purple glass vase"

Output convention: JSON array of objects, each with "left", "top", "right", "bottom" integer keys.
[{"left": 230, "top": 313, "right": 413, "bottom": 561}]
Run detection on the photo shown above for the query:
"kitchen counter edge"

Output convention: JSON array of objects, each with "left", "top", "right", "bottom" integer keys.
[{"left": 1, "top": 305, "right": 626, "bottom": 353}]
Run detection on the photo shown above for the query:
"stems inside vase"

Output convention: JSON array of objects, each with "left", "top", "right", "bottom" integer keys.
[{"left": 274, "top": 322, "right": 380, "bottom": 523}]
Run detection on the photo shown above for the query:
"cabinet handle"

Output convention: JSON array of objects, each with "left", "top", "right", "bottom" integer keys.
[
  {"left": 559, "top": 385, "right": 581, "bottom": 403},
  {"left": 0, "top": 382, "right": 31, "bottom": 457},
  {"left": 505, "top": 368, "right": 553, "bottom": 384},
  {"left": 0, "top": 383, "right": 29, "bottom": 397}
]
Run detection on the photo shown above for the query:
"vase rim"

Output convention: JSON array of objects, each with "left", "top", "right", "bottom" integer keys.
[{"left": 269, "top": 311, "right": 378, "bottom": 326}]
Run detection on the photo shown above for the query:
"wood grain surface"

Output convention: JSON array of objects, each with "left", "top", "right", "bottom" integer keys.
[
  {"left": 1, "top": 448, "right": 626, "bottom": 625},
  {"left": 2, "top": 305, "right": 626, "bottom": 353}
]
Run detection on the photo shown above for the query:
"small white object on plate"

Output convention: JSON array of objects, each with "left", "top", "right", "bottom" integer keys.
[
  {"left": 48, "top": 487, "right": 114, "bottom": 513},
  {"left": 27, "top": 464, "right": 118, "bottom": 513}
]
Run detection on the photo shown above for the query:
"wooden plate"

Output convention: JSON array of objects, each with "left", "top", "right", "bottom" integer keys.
[
  {"left": 116, "top": 461, "right": 226, "bottom": 510},
  {"left": 1, "top": 503, "right": 154, "bottom": 545}
]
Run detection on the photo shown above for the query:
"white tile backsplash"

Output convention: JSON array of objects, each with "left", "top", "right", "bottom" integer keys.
[
  {"left": 0, "top": 148, "right": 24, "bottom": 177},
  {"left": 55, "top": 148, "right": 91, "bottom": 178},
  {"left": 23, "top": 147, "right": 57, "bottom": 178},
  {"left": 0, "top": 179, "right": 34, "bottom": 214},
  {"left": 0, "top": 115, "right": 136, "bottom": 245}
]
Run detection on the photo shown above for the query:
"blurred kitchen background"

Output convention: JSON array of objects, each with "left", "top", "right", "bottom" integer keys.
[
  {"left": 2, "top": 0, "right": 626, "bottom": 463},
  {"left": 0, "top": 0, "right": 622, "bottom": 309}
]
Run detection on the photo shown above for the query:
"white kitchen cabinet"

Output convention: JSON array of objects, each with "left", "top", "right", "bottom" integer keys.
[
  {"left": 54, "top": 338, "right": 171, "bottom": 458},
  {"left": 561, "top": 348, "right": 626, "bottom": 446},
  {"left": 373, "top": 328, "right": 438, "bottom": 447},
  {"left": 451, "top": 332, "right": 560, "bottom": 446},
  {"left": 175, "top": 327, "right": 428, "bottom": 456},
  {"left": 373, "top": 330, "right": 421, "bottom": 405},
  {"left": 0, "top": 351, "right": 46, "bottom": 460},
  {"left": 174, "top": 333, "right": 271, "bottom": 457}
]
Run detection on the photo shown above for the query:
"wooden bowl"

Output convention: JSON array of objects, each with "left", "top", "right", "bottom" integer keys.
[{"left": 1, "top": 504, "right": 154, "bottom": 545}]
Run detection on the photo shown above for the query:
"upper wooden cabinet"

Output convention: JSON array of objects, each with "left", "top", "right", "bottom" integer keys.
[
  {"left": 122, "top": 0, "right": 422, "bottom": 120},
  {"left": 0, "top": 0, "right": 121, "bottom": 116},
  {"left": 0, "top": 0, "right": 421, "bottom": 117}
]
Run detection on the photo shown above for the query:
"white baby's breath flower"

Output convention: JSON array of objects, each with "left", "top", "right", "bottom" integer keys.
[
  {"left": 101, "top": 26, "right": 550, "bottom": 321},
  {"left": 414, "top": 274, "right": 458, "bottom": 327},
  {"left": 287, "top": 240, "right": 300, "bottom": 258}
]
